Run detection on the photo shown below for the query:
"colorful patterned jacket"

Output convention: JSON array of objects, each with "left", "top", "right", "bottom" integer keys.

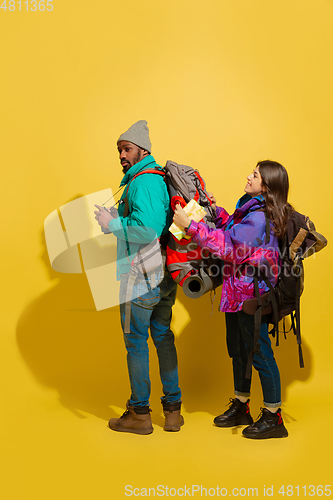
[{"left": 186, "top": 194, "right": 280, "bottom": 312}]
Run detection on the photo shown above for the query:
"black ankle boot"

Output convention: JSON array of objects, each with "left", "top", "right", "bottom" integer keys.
[
  {"left": 242, "top": 408, "right": 288, "bottom": 439},
  {"left": 214, "top": 398, "right": 253, "bottom": 427}
]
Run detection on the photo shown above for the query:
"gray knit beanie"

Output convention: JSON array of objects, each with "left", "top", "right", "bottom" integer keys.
[{"left": 117, "top": 120, "right": 152, "bottom": 153}]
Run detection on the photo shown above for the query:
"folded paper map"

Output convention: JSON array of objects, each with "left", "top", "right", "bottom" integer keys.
[
  {"left": 44, "top": 189, "right": 120, "bottom": 310},
  {"left": 169, "top": 199, "right": 207, "bottom": 240}
]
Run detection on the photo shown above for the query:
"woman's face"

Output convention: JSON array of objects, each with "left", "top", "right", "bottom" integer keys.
[{"left": 245, "top": 166, "right": 264, "bottom": 197}]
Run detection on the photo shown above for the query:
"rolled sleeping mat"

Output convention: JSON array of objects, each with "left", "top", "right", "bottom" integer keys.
[{"left": 182, "top": 267, "right": 216, "bottom": 299}]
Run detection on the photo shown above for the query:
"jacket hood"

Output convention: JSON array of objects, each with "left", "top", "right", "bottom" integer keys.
[
  {"left": 235, "top": 193, "right": 265, "bottom": 213},
  {"left": 224, "top": 194, "right": 265, "bottom": 232}
]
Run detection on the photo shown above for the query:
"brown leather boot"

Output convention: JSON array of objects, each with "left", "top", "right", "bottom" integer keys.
[
  {"left": 108, "top": 401, "right": 153, "bottom": 435},
  {"left": 163, "top": 401, "right": 184, "bottom": 432}
]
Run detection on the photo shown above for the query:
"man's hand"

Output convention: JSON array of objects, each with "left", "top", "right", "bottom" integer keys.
[
  {"left": 173, "top": 205, "right": 191, "bottom": 231},
  {"left": 94, "top": 204, "right": 114, "bottom": 229},
  {"left": 108, "top": 206, "right": 119, "bottom": 219}
]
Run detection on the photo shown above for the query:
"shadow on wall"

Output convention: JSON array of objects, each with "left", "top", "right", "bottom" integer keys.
[{"left": 16, "top": 229, "right": 313, "bottom": 422}]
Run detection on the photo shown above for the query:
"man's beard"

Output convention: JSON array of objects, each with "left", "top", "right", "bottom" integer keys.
[
  {"left": 122, "top": 162, "right": 131, "bottom": 174},
  {"left": 121, "top": 150, "right": 142, "bottom": 174}
]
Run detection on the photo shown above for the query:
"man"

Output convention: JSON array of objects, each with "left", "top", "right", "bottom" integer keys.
[{"left": 95, "top": 120, "right": 183, "bottom": 435}]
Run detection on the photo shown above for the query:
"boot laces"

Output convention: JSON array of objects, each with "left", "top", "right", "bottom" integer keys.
[
  {"left": 256, "top": 407, "right": 266, "bottom": 422},
  {"left": 227, "top": 397, "right": 236, "bottom": 407},
  {"left": 121, "top": 407, "right": 152, "bottom": 417},
  {"left": 223, "top": 398, "right": 239, "bottom": 416},
  {"left": 120, "top": 409, "right": 131, "bottom": 419},
  {"left": 255, "top": 407, "right": 278, "bottom": 423}
]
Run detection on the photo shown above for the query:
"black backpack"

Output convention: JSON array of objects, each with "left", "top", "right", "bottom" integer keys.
[{"left": 242, "top": 210, "right": 327, "bottom": 378}]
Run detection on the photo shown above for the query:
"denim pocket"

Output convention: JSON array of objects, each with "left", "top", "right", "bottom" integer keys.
[{"left": 133, "top": 278, "right": 161, "bottom": 309}]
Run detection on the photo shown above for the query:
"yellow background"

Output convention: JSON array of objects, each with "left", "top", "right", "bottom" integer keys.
[{"left": 1, "top": 0, "right": 332, "bottom": 498}]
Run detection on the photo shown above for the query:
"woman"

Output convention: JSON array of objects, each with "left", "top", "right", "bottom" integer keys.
[{"left": 173, "top": 160, "right": 293, "bottom": 439}]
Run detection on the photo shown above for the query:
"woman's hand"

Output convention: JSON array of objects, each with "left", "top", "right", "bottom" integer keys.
[
  {"left": 207, "top": 192, "right": 217, "bottom": 211},
  {"left": 173, "top": 205, "right": 191, "bottom": 231}
]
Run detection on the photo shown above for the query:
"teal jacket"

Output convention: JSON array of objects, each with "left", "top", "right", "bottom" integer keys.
[{"left": 108, "top": 155, "right": 172, "bottom": 278}]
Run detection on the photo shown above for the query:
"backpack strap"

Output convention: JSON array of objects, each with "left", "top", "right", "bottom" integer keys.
[
  {"left": 284, "top": 212, "right": 305, "bottom": 367},
  {"left": 294, "top": 256, "right": 304, "bottom": 368},
  {"left": 124, "top": 270, "right": 138, "bottom": 334},
  {"left": 121, "top": 168, "right": 166, "bottom": 256},
  {"left": 244, "top": 210, "right": 277, "bottom": 379},
  {"left": 245, "top": 267, "right": 278, "bottom": 379},
  {"left": 245, "top": 269, "right": 262, "bottom": 378},
  {"left": 122, "top": 168, "right": 166, "bottom": 218}
]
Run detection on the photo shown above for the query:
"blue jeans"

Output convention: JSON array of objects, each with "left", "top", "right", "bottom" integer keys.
[
  {"left": 119, "top": 270, "right": 181, "bottom": 408},
  {"left": 225, "top": 311, "right": 281, "bottom": 408}
]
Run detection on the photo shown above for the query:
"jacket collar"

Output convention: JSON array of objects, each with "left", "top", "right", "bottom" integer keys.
[
  {"left": 236, "top": 193, "right": 265, "bottom": 212},
  {"left": 119, "top": 155, "right": 158, "bottom": 187}
]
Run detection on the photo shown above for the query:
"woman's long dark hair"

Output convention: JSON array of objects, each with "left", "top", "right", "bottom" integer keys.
[{"left": 257, "top": 160, "right": 294, "bottom": 239}]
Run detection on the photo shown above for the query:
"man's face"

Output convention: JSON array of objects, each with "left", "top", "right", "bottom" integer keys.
[{"left": 117, "top": 141, "right": 145, "bottom": 174}]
